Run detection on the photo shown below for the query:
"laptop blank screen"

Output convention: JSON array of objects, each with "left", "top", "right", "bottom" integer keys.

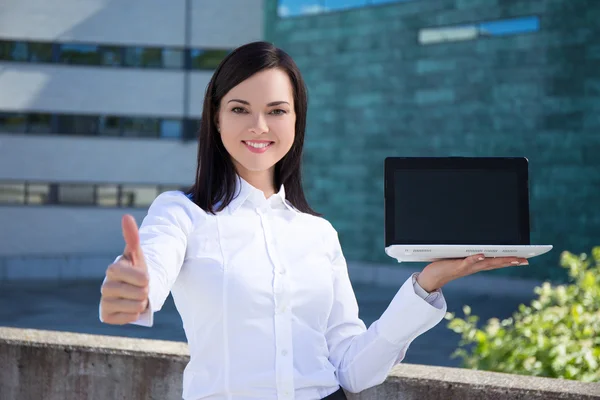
[{"left": 386, "top": 158, "right": 530, "bottom": 246}]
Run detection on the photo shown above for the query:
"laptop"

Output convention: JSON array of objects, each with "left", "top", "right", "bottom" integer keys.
[{"left": 384, "top": 156, "right": 552, "bottom": 262}]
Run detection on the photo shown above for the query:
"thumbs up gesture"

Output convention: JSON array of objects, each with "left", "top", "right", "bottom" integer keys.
[{"left": 100, "top": 215, "right": 150, "bottom": 325}]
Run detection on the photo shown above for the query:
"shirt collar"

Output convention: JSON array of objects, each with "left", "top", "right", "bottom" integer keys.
[{"left": 227, "top": 176, "right": 299, "bottom": 216}]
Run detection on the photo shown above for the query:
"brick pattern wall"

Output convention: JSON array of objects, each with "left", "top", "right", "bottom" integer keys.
[{"left": 265, "top": 0, "right": 600, "bottom": 280}]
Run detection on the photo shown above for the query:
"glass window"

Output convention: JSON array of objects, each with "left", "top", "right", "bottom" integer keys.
[
  {"left": 58, "top": 183, "right": 95, "bottom": 205},
  {"left": 59, "top": 43, "right": 101, "bottom": 65},
  {"left": 478, "top": 16, "right": 540, "bottom": 36},
  {"left": 28, "top": 113, "right": 53, "bottom": 134},
  {"left": 323, "top": 0, "right": 361, "bottom": 12},
  {"left": 190, "top": 49, "right": 229, "bottom": 70},
  {"left": 160, "top": 119, "right": 182, "bottom": 139},
  {"left": 98, "top": 116, "right": 121, "bottom": 136},
  {"left": 26, "top": 183, "right": 50, "bottom": 205},
  {"left": 123, "top": 117, "right": 160, "bottom": 138},
  {"left": 0, "top": 112, "right": 27, "bottom": 133},
  {"left": 97, "top": 185, "right": 119, "bottom": 207},
  {"left": 100, "top": 46, "right": 123, "bottom": 66},
  {"left": 57, "top": 115, "right": 98, "bottom": 135},
  {"left": 0, "top": 182, "right": 25, "bottom": 204},
  {"left": 124, "top": 47, "right": 162, "bottom": 68},
  {"left": 28, "top": 42, "right": 53, "bottom": 63},
  {"left": 0, "top": 41, "right": 28, "bottom": 61},
  {"left": 120, "top": 185, "right": 158, "bottom": 208},
  {"left": 162, "top": 49, "right": 184, "bottom": 69}
]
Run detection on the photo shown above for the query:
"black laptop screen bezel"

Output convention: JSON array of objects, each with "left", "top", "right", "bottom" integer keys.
[{"left": 384, "top": 157, "right": 530, "bottom": 247}]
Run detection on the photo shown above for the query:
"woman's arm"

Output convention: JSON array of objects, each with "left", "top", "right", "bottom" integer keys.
[
  {"left": 99, "top": 191, "right": 194, "bottom": 327},
  {"left": 324, "top": 224, "right": 446, "bottom": 394}
]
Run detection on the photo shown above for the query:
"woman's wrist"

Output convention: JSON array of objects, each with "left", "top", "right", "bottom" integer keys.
[{"left": 416, "top": 268, "right": 445, "bottom": 292}]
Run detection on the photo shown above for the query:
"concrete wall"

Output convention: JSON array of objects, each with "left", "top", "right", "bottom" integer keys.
[
  {"left": 264, "top": 0, "right": 600, "bottom": 281},
  {"left": 1, "top": 327, "right": 598, "bottom": 399}
]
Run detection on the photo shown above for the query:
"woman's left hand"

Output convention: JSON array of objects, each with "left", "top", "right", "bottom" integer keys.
[{"left": 416, "top": 254, "right": 529, "bottom": 292}]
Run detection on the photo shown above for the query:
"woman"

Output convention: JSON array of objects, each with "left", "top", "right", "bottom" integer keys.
[{"left": 99, "top": 41, "right": 528, "bottom": 400}]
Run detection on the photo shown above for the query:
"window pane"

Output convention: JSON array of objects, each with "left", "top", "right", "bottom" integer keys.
[
  {"left": 123, "top": 118, "right": 160, "bottom": 138},
  {"left": 28, "top": 42, "right": 53, "bottom": 63},
  {"left": 479, "top": 16, "right": 540, "bottom": 36},
  {"left": 58, "top": 184, "right": 95, "bottom": 205},
  {"left": 98, "top": 116, "right": 121, "bottom": 136},
  {"left": 190, "top": 49, "right": 229, "bottom": 70},
  {"left": 0, "top": 112, "right": 27, "bottom": 133},
  {"left": 97, "top": 185, "right": 118, "bottom": 207},
  {"left": 162, "top": 49, "right": 184, "bottom": 69},
  {"left": 100, "top": 46, "right": 122, "bottom": 66},
  {"left": 120, "top": 185, "right": 158, "bottom": 208},
  {"left": 59, "top": 44, "right": 101, "bottom": 65},
  {"left": 323, "top": 0, "right": 362, "bottom": 12},
  {"left": 28, "top": 113, "right": 53, "bottom": 134},
  {"left": 27, "top": 183, "right": 50, "bottom": 205},
  {"left": 0, "top": 41, "right": 28, "bottom": 61},
  {"left": 124, "top": 47, "right": 162, "bottom": 68},
  {"left": 57, "top": 115, "right": 98, "bottom": 135},
  {"left": 160, "top": 119, "right": 182, "bottom": 139},
  {"left": 0, "top": 182, "right": 25, "bottom": 204}
]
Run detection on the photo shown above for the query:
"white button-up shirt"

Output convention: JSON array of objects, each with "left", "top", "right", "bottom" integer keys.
[{"left": 100, "top": 177, "right": 447, "bottom": 400}]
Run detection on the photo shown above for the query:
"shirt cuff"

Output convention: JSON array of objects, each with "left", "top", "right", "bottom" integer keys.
[{"left": 412, "top": 272, "right": 443, "bottom": 306}]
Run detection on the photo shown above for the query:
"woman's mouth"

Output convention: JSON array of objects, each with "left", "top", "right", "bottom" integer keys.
[{"left": 242, "top": 140, "right": 274, "bottom": 154}]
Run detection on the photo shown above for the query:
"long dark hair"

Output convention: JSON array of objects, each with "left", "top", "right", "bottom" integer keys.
[{"left": 186, "top": 41, "right": 319, "bottom": 216}]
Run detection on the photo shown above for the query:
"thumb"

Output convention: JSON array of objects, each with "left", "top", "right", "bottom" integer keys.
[{"left": 121, "top": 214, "right": 145, "bottom": 268}]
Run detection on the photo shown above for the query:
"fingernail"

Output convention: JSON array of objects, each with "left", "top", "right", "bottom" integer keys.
[
  {"left": 520, "top": 261, "right": 529, "bottom": 266},
  {"left": 478, "top": 257, "right": 484, "bottom": 261},
  {"left": 511, "top": 261, "right": 520, "bottom": 264}
]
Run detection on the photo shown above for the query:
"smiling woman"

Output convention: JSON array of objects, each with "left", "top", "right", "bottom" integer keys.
[{"left": 187, "top": 41, "right": 315, "bottom": 215}]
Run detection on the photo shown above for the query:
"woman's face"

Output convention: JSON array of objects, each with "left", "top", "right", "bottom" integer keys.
[{"left": 217, "top": 68, "right": 296, "bottom": 179}]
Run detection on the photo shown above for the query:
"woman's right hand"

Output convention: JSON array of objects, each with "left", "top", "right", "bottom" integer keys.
[{"left": 100, "top": 214, "right": 150, "bottom": 325}]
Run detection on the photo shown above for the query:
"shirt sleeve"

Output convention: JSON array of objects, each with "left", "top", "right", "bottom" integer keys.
[
  {"left": 98, "top": 191, "right": 194, "bottom": 327},
  {"left": 323, "top": 225, "right": 447, "bottom": 394}
]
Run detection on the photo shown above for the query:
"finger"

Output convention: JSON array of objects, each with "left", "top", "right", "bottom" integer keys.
[
  {"left": 485, "top": 257, "right": 529, "bottom": 270},
  {"left": 106, "top": 263, "right": 149, "bottom": 287},
  {"left": 101, "top": 280, "right": 149, "bottom": 301},
  {"left": 102, "top": 312, "right": 141, "bottom": 325},
  {"left": 122, "top": 214, "right": 143, "bottom": 268},
  {"left": 101, "top": 297, "right": 148, "bottom": 314}
]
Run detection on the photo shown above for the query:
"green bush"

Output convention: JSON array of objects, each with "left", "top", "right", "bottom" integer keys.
[{"left": 445, "top": 247, "right": 600, "bottom": 382}]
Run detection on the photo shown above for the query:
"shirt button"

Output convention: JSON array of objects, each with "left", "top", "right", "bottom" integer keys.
[{"left": 281, "top": 350, "right": 288, "bottom": 356}]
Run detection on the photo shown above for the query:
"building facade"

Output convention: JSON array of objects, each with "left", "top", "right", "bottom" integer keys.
[
  {"left": 0, "top": 0, "right": 263, "bottom": 279},
  {"left": 265, "top": 0, "right": 600, "bottom": 280}
]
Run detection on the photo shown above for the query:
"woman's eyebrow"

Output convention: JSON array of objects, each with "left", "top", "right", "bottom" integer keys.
[{"left": 227, "top": 99, "right": 290, "bottom": 107}]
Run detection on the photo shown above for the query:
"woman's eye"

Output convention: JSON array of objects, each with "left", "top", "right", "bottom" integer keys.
[
  {"left": 270, "top": 109, "right": 287, "bottom": 115},
  {"left": 232, "top": 107, "right": 247, "bottom": 114}
]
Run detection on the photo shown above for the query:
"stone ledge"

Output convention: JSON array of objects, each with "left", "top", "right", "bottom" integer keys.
[{"left": 1, "top": 327, "right": 598, "bottom": 400}]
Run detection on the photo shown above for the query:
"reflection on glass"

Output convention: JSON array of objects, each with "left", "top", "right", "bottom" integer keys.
[
  {"left": 27, "top": 183, "right": 50, "bottom": 205},
  {"left": 59, "top": 44, "right": 101, "bottom": 65},
  {"left": 0, "top": 41, "right": 28, "bottom": 61},
  {"left": 162, "top": 49, "right": 184, "bottom": 69},
  {"left": 28, "top": 43, "right": 53, "bottom": 63},
  {"left": 120, "top": 186, "right": 158, "bottom": 208},
  {"left": 124, "top": 47, "right": 162, "bottom": 68},
  {"left": 58, "top": 184, "right": 95, "bottom": 205},
  {"left": 57, "top": 115, "right": 98, "bottom": 135},
  {"left": 97, "top": 185, "right": 119, "bottom": 207},
  {"left": 28, "top": 113, "right": 53, "bottom": 134},
  {"left": 160, "top": 119, "right": 182, "bottom": 139},
  {"left": 190, "top": 49, "right": 229, "bottom": 70},
  {"left": 100, "top": 46, "right": 122, "bottom": 66},
  {"left": 0, "top": 113, "right": 27, "bottom": 133},
  {"left": 99, "top": 116, "right": 121, "bottom": 136},
  {"left": 0, "top": 183, "right": 26, "bottom": 204},
  {"left": 123, "top": 118, "right": 160, "bottom": 138}
]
